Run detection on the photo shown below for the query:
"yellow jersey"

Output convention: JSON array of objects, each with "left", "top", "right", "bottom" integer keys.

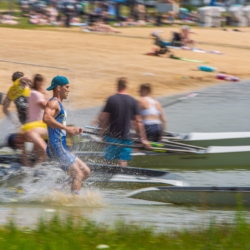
[{"left": 7, "top": 79, "right": 30, "bottom": 124}]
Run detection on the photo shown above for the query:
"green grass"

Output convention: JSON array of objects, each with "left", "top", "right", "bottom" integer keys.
[
  {"left": 0, "top": 1, "right": 18, "bottom": 11},
  {"left": 1, "top": 211, "right": 250, "bottom": 250}
]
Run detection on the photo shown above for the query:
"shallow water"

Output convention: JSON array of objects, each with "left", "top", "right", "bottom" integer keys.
[{"left": 0, "top": 80, "right": 250, "bottom": 230}]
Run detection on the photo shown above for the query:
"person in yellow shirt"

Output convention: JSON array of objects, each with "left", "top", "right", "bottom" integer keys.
[{"left": 2, "top": 72, "right": 31, "bottom": 126}]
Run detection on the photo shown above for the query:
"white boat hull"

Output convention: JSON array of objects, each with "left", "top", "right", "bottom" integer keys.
[
  {"left": 0, "top": 158, "right": 189, "bottom": 189},
  {"left": 128, "top": 186, "right": 250, "bottom": 206},
  {"left": 76, "top": 146, "right": 250, "bottom": 170},
  {"left": 130, "top": 147, "right": 250, "bottom": 169},
  {"left": 176, "top": 132, "right": 250, "bottom": 147}
]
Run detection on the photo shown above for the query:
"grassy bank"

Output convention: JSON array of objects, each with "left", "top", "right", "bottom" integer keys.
[{"left": 1, "top": 212, "right": 250, "bottom": 250}]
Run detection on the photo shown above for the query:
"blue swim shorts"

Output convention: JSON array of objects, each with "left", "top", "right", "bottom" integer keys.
[
  {"left": 46, "top": 143, "right": 77, "bottom": 171},
  {"left": 104, "top": 136, "right": 132, "bottom": 161}
]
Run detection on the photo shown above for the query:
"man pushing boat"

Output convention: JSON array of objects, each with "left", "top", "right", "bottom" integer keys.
[
  {"left": 100, "top": 77, "right": 150, "bottom": 166},
  {"left": 43, "top": 76, "right": 90, "bottom": 195}
]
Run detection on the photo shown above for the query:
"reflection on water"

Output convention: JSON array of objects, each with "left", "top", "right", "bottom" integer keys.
[{"left": 0, "top": 80, "right": 250, "bottom": 230}]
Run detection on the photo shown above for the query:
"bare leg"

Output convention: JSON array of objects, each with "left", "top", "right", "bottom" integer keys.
[
  {"left": 67, "top": 158, "right": 90, "bottom": 193},
  {"left": 118, "top": 160, "right": 128, "bottom": 167},
  {"left": 26, "top": 128, "right": 47, "bottom": 165}
]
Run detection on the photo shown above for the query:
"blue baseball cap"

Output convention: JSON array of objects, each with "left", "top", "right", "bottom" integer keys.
[{"left": 46, "top": 76, "right": 69, "bottom": 91}]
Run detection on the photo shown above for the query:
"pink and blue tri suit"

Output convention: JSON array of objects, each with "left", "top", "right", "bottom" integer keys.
[{"left": 46, "top": 98, "right": 76, "bottom": 171}]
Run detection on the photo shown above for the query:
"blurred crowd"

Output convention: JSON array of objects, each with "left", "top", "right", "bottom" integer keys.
[
  {"left": 0, "top": 0, "right": 197, "bottom": 29},
  {"left": 19, "top": 0, "right": 156, "bottom": 27}
]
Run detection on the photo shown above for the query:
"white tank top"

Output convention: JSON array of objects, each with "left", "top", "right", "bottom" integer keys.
[{"left": 140, "top": 97, "right": 161, "bottom": 125}]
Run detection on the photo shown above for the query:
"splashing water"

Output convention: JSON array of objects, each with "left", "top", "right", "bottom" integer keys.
[{"left": 0, "top": 163, "right": 105, "bottom": 208}]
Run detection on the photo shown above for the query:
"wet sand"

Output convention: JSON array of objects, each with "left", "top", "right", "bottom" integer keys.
[{"left": 0, "top": 27, "right": 249, "bottom": 118}]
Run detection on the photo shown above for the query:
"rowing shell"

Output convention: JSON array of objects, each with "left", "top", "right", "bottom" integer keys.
[
  {"left": 169, "top": 131, "right": 250, "bottom": 147},
  {"left": 86, "top": 163, "right": 189, "bottom": 188},
  {"left": 130, "top": 145, "right": 250, "bottom": 169},
  {"left": 83, "top": 126, "right": 250, "bottom": 147},
  {"left": 75, "top": 145, "right": 250, "bottom": 170},
  {"left": 128, "top": 186, "right": 250, "bottom": 206},
  {"left": 0, "top": 157, "right": 189, "bottom": 189}
]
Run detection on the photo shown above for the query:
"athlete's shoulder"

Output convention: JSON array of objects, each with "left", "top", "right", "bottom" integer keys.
[
  {"left": 107, "top": 94, "right": 118, "bottom": 100},
  {"left": 47, "top": 98, "right": 60, "bottom": 108}
]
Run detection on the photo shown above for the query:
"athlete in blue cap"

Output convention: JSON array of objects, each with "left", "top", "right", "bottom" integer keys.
[{"left": 43, "top": 76, "right": 90, "bottom": 195}]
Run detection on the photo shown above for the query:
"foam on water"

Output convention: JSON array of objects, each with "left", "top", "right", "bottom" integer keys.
[{"left": 35, "top": 190, "right": 104, "bottom": 207}]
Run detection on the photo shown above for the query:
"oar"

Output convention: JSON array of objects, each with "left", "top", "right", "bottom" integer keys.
[
  {"left": 84, "top": 126, "right": 101, "bottom": 131},
  {"left": 162, "top": 92, "right": 199, "bottom": 108},
  {"left": 81, "top": 134, "right": 203, "bottom": 154},
  {"left": 96, "top": 141, "right": 203, "bottom": 154},
  {"left": 137, "top": 139, "right": 205, "bottom": 152},
  {"left": 82, "top": 130, "right": 205, "bottom": 153},
  {"left": 161, "top": 139, "right": 206, "bottom": 150}
]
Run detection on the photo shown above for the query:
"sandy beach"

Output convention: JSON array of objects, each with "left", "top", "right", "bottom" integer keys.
[{"left": 0, "top": 26, "right": 249, "bottom": 118}]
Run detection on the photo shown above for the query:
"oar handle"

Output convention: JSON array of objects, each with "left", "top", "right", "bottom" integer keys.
[{"left": 162, "top": 92, "right": 199, "bottom": 108}]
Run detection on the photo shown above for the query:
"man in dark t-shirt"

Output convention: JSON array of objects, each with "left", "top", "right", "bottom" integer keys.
[{"left": 101, "top": 77, "right": 150, "bottom": 166}]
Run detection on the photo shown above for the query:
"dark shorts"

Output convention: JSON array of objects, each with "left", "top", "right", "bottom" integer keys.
[
  {"left": 46, "top": 143, "right": 77, "bottom": 171},
  {"left": 145, "top": 124, "right": 162, "bottom": 142},
  {"left": 104, "top": 136, "right": 132, "bottom": 161}
]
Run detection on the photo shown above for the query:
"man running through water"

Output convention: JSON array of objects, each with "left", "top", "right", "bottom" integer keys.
[
  {"left": 100, "top": 77, "right": 150, "bottom": 167},
  {"left": 43, "top": 76, "right": 90, "bottom": 195}
]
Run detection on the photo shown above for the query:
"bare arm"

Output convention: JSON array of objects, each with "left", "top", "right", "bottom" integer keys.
[
  {"left": 43, "top": 99, "right": 65, "bottom": 129},
  {"left": 38, "top": 100, "right": 47, "bottom": 109},
  {"left": 91, "top": 112, "right": 101, "bottom": 126},
  {"left": 43, "top": 100, "right": 83, "bottom": 135},
  {"left": 2, "top": 96, "right": 20, "bottom": 125},
  {"left": 134, "top": 114, "right": 147, "bottom": 141},
  {"left": 156, "top": 101, "right": 167, "bottom": 131},
  {"left": 100, "top": 112, "right": 109, "bottom": 137},
  {"left": 2, "top": 96, "right": 11, "bottom": 118}
]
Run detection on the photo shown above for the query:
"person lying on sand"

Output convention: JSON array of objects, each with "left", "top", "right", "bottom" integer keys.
[
  {"left": 172, "top": 26, "right": 197, "bottom": 47},
  {"left": 83, "top": 21, "right": 121, "bottom": 33}
]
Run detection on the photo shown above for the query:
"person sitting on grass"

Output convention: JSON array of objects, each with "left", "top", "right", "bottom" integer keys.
[
  {"left": 0, "top": 14, "right": 19, "bottom": 25},
  {"left": 83, "top": 21, "right": 121, "bottom": 33}
]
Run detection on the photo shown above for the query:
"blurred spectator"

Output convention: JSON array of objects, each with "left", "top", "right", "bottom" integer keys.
[
  {"left": 0, "top": 14, "right": 19, "bottom": 25},
  {"left": 47, "top": 5, "right": 59, "bottom": 24},
  {"left": 29, "top": 12, "right": 49, "bottom": 25},
  {"left": 134, "top": 2, "right": 146, "bottom": 21},
  {"left": 83, "top": 20, "right": 121, "bottom": 33},
  {"left": 20, "top": 0, "right": 30, "bottom": 17},
  {"left": 88, "top": 2, "right": 103, "bottom": 24},
  {"left": 65, "top": 4, "right": 75, "bottom": 27}
]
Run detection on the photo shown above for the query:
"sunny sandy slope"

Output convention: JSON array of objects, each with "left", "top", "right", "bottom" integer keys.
[{"left": 0, "top": 27, "right": 249, "bottom": 118}]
